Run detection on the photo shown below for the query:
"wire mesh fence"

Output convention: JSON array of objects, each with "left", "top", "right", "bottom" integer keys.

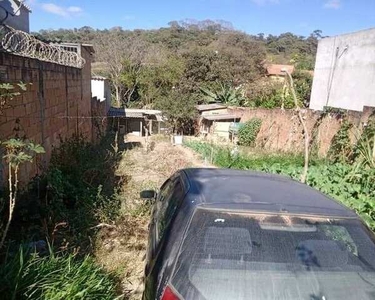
[{"left": 0, "top": 25, "right": 85, "bottom": 68}]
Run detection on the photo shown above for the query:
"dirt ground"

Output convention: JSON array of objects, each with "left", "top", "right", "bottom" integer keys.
[{"left": 94, "top": 135, "right": 211, "bottom": 299}]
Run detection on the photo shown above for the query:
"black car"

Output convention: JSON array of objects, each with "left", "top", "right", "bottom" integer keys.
[{"left": 142, "top": 168, "right": 375, "bottom": 300}]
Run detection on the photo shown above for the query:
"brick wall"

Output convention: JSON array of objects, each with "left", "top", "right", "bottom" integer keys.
[
  {"left": 229, "top": 106, "right": 374, "bottom": 157},
  {"left": 0, "top": 48, "right": 92, "bottom": 185},
  {"left": 91, "top": 96, "right": 108, "bottom": 143}
]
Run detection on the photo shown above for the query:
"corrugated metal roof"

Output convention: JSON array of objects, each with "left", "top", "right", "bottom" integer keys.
[
  {"left": 92, "top": 75, "right": 107, "bottom": 81},
  {"left": 108, "top": 107, "right": 163, "bottom": 118},
  {"left": 196, "top": 103, "right": 226, "bottom": 111},
  {"left": 108, "top": 107, "right": 126, "bottom": 117},
  {"left": 203, "top": 114, "right": 240, "bottom": 121},
  {"left": 126, "top": 111, "right": 144, "bottom": 118}
]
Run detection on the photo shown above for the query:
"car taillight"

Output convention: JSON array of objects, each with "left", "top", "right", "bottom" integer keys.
[{"left": 161, "top": 285, "right": 181, "bottom": 300}]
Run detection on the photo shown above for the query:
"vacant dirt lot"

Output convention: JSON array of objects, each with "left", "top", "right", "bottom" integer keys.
[{"left": 94, "top": 135, "right": 210, "bottom": 299}]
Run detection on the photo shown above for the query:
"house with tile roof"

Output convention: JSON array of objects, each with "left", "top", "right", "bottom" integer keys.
[{"left": 266, "top": 64, "right": 295, "bottom": 81}]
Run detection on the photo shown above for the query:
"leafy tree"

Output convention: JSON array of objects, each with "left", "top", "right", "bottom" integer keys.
[
  {"left": 154, "top": 89, "right": 197, "bottom": 134},
  {"left": 34, "top": 23, "right": 320, "bottom": 112},
  {"left": 137, "top": 55, "right": 185, "bottom": 107},
  {"left": 95, "top": 32, "right": 149, "bottom": 107}
]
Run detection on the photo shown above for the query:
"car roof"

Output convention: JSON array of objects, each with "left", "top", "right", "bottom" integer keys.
[{"left": 182, "top": 168, "right": 357, "bottom": 218}]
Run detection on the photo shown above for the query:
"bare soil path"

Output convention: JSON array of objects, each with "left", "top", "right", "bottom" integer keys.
[{"left": 94, "top": 135, "right": 211, "bottom": 299}]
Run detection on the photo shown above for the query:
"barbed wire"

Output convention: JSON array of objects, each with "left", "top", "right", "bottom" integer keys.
[{"left": 0, "top": 25, "right": 85, "bottom": 68}]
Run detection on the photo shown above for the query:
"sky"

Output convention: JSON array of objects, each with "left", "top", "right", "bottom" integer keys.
[{"left": 27, "top": 0, "right": 375, "bottom": 37}]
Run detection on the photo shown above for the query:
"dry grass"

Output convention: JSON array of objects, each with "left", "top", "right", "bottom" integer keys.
[{"left": 94, "top": 135, "right": 209, "bottom": 299}]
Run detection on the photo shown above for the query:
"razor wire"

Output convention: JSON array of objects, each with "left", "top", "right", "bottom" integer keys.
[{"left": 0, "top": 25, "right": 85, "bottom": 68}]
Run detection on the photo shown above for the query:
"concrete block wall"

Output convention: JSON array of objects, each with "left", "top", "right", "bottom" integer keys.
[
  {"left": 0, "top": 51, "right": 92, "bottom": 185},
  {"left": 310, "top": 28, "right": 375, "bottom": 112}
]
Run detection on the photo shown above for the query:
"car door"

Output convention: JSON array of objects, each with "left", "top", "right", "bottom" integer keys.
[
  {"left": 144, "top": 175, "right": 186, "bottom": 299},
  {"left": 146, "top": 178, "right": 175, "bottom": 267}
]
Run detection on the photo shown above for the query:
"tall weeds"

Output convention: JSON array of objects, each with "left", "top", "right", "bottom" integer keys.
[{"left": 0, "top": 247, "right": 118, "bottom": 300}]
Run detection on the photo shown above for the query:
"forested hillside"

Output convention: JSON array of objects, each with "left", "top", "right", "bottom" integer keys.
[{"left": 35, "top": 20, "right": 321, "bottom": 131}]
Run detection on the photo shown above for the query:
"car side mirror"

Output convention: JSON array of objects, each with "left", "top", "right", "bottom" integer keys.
[{"left": 140, "top": 190, "right": 156, "bottom": 200}]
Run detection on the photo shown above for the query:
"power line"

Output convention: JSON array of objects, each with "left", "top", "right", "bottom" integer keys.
[{"left": 1, "top": 115, "right": 122, "bottom": 120}]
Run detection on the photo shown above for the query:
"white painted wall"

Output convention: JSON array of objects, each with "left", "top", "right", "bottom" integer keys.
[
  {"left": 91, "top": 78, "right": 111, "bottom": 113},
  {"left": 92, "top": 80, "right": 105, "bottom": 101},
  {"left": 310, "top": 28, "right": 375, "bottom": 112}
]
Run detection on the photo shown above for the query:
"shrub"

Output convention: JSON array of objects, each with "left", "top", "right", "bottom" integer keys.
[
  {"left": 328, "top": 120, "right": 353, "bottom": 162},
  {"left": 245, "top": 79, "right": 286, "bottom": 108},
  {"left": 0, "top": 248, "right": 118, "bottom": 300},
  {"left": 238, "top": 118, "right": 262, "bottom": 146},
  {"left": 41, "top": 134, "right": 121, "bottom": 252},
  {"left": 293, "top": 70, "right": 313, "bottom": 107},
  {"left": 353, "top": 118, "right": 375, "bottom": 161},
  {"left": 200, "top": 83, "right": 245, "bottom": 106}
]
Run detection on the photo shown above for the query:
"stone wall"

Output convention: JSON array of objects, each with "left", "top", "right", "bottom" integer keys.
[
  {"left": 229, "top": 106, "right": 374, "bottom": 156},
  {"left": 0, "top": 48, "right": 92, "bottom": 184}
]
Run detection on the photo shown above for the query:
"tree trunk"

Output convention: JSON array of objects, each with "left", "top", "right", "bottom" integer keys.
[
  {"left": 127, "top": 83, "right": 137, "bottom": 105},
  {"left": 286, "top": 72, "right": 310, "bottom": 184},
  {"left": 0, "top": 164, "right": 15, "bottom": 249},
  {"left": 114, "top": 85, "right": 121, "bottom": 107}
]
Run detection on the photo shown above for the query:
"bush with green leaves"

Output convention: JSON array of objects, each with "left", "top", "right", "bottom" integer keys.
[
  {"left": 328, "top": 120, "right": 353, "bottom": 162},
  {"left": 238, "top": 118, "right": 262, "bottom": 146},
  {"left": 0, "top": 82, "right": 28, "bottom": 112},
  {"left": 0, "top": 139, "right": 45, "bottom": 249},
  {"left": 245, "top": 71, "right": 312, "bottom": 109},
  {"left": 0, "top": 248, "right": 118, "bottom": 300},
  {"left": 42, "top": 134, "right": 121, "bottom": 252},
  {"left": 353, "top": 118, "right": 375, "bottom": 163},
  {"left": 245, "top": 79, "right": 285, "bottom": 108},
  {"left": 200, "top": 83, "right": 246, "bottom": 106}
]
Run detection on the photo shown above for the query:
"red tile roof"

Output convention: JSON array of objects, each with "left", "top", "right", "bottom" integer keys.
[{"left": 266, "top": 64, "right": 295, "bottom": 76}]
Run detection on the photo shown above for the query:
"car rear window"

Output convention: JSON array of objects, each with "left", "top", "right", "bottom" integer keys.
[{"left": 171, "top": 209, "right": 375, "bottom": 300}]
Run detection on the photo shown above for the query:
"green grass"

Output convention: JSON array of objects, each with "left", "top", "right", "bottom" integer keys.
[
  {"left": 184, "top": 140, "right": 308, "bottom": 168},
  {"left": 0, "top": 247, "right": 119, "bottom": 300},
  {"left": 185, "top": 140, "right": 375, "bottom": 229}
]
